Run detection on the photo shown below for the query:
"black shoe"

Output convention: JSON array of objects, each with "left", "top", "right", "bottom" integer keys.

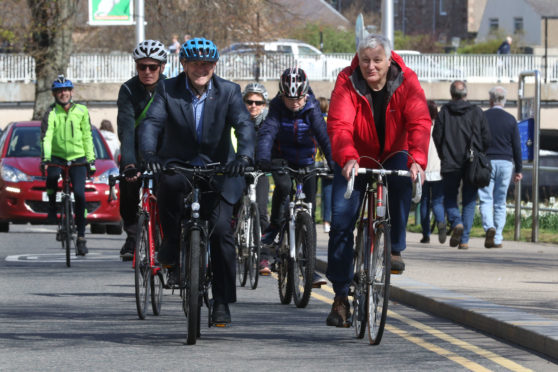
[
  {"left": 326, "top": 296, "right": 351, "bottom": 327},
  {"left": 76, "top": 237, "right": 88, "bottom": 256},
  {"left": 484, "top": 227, "right": 496, "bottom": 248},
  {"left": 157, "top": 238, "right": 178, "bottom": 267},
  {"left": 420, "top": 236, "right": 430, "bottom": 244},
  {"left": 212, "top": 302, "right": 231, "bottom": 325},
  {"left": 46, "top": 207, "right": 57, "bottom": 225},
  {"left": 437, "top": 222, "right": 447, "bottom": 244},
  {"left": 449, "top": 223, "right": 464, "bottom": 247},
  {"left": 166, "top": 268, "right": 180, "bottom": 288},
  {"left": 120, "top": 238, "right": 135, "bottom": 261}
]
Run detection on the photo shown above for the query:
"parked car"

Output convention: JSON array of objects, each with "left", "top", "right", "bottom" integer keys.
[
  {"left": 0, "top": 121, "right": 122, "bottom": 234},
  {"left": 220, "top": 39, "right": 349, "bottom": 80}
]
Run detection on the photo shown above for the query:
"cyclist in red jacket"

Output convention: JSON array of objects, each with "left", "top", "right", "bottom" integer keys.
[{"left": 326, "top": 33, "right": 430, "bottom": 327}]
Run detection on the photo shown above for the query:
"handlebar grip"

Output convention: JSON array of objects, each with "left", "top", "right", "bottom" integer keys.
[{"left": 412, "top": 172, "right": 422, "bottom": 204}]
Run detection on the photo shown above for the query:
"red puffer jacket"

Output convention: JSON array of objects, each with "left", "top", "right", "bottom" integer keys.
[{"left": 327, "top": 52, "right": 431, "bottom": 169}]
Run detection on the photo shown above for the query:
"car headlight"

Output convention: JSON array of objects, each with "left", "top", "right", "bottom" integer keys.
[
  {"left": 91, "top": 167, "right": 119, "bottom": 184},
  {"left": 1, "top": 164, "right": 33, "bottom": 182}
]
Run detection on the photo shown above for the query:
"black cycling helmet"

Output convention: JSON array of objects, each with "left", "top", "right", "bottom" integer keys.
[
  {"left": 180, "top": 37, "right": 219, "bottom": 62},
  {"left": 279, "top": 67, "right": 309, "bottom": 98},
  {"left": 51, "top": 75, "right": 74, "bottom": 91}
]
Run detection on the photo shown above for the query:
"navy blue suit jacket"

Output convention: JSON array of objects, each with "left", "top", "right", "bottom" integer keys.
[{"left": 139, "top": 72, "right": 256, "bottom": 204}]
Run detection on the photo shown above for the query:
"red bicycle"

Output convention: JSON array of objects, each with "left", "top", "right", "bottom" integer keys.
[{"left": 110, "top": 170, "right": 164, "bottom": 319}]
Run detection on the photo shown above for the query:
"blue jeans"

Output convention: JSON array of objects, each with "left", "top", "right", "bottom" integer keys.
[
  {"left": 442, "top": 170, "right": 478, "bottom": 244},
  {"left": 478, "top": 160, "right": 513, "bottom": 245},
  {"left": 420, "top": 180, "right": 445, "bottom": 237},
  {"left": 326, "top": 152, "right": 412, "bottom": 297},
  {"left": 321, "top": 177, "right": 333, "bottom": 222}
]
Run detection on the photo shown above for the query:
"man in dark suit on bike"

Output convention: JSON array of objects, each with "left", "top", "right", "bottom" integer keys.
[{"left": 139, "top": 37, "right": 255, "bottom": 326}]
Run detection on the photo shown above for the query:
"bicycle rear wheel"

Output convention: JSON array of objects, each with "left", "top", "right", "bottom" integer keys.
[
  {"left": 292, "top": 212, "right": 315, "bottom": 308},
  {"left": 151, "top": 218, "right": 163, "bottom": 316},
  {"left": 367, "top": 222, "right": 391, "bottom": 345},
  {"left": 353, "top": 219, "right": 370, "bottom": 339},
  {"left": 248, "top": 203, "right": 261, "bottom": 290},
  {"left": 182, "top": 227, "right": 200, "bottom": 345},
  {"left": 277, "top": 229, "right": 293, "bottom": 304},
  {"left": 134, "top": 214, "right": 151, "bottom": 320},
  {"left": 61, "top": 196, "right": 72, "bottom": 267}
]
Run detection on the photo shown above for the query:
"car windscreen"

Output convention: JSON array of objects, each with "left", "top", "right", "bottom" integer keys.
[{"left": 6, "top": 126, "right": 110, "bottom": 160}]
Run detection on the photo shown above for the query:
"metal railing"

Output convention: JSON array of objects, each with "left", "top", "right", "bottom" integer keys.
[{"left": 1, "top": 53, "right": 557, "bottom": 83}]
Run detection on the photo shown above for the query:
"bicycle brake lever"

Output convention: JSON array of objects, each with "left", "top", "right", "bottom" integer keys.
[{"left": 344, "top": 168, "right": 355, "bottom": 199}]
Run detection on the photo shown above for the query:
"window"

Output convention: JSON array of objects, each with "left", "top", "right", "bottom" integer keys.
[
  {"left": 298, "top": 46, "right": 320, "bottom": 56},
  {"left": 439, "top": 0, "right": 447, "bottom": 16},
  {"left": 514, "top": 17, "right": 524, "bottom": 33},
  {"left": 489, "top": 18, "right": 499, "bottom": 32}
]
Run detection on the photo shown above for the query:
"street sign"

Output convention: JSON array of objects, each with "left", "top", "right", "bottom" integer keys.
[{"left": 88, "top": 0, "right": 134, "bottom": 26}]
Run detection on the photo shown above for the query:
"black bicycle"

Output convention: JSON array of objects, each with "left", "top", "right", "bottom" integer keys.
[
  {"left": 46, "top": 161, "right": 88, "bottom": 267},
  {"left": 164, "top": 162, "right": 225, "bottom": 345},
  {"left": 266, "top": 166, "right": 328, "bottom": 308},
  {"left": 235, "top": 169, "right": 264, "bottom": 290}
]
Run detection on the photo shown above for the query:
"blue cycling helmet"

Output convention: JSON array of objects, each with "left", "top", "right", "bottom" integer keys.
[
  {"left": 51, "top": 75, "right": 74, "bottom": 91},
  {"left": 179, "top": 37, "right": 219, "bottom": 62}
]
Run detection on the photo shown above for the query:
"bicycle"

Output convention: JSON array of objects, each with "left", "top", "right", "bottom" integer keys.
[
  {"left": 163, "top": 162, "right": 223, "bottom": 345},
  {"left": 345, "top": 163, "right": 421, "bottom": 345},
  {"left": 109, "top": 169, "right": 164, "bottom": 320},
  {"left": 234, "top": 169, "right": 264, "bottom": 290},
  {"left": 266, "top": 165, "right": 328, "bottom": 308},
  {"left": 45, "top": 160, "right": 89, "bottom": 267}
]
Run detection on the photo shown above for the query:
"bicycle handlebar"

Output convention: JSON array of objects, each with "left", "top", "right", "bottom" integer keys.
[{"left": 344, "top": 167, "right": 422, "bottom": 201}]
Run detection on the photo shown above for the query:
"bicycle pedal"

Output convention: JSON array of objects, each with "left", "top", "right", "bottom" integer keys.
[
  {"left": 213, "top": 322, "right": 229, "bottom": 328},
  {"left": 390, "top": 269, "right": 404, "bottom": 275}
]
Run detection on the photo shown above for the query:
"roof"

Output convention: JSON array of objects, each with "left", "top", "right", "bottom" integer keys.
[
  {"left": 274, "top": 0, "right": 350, "bottom": 30},
  {"left": 524, "top": 0, "right": 558, "bottom": 17}
]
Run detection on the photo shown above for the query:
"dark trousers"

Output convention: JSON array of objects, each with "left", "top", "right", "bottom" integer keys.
[
  {"left": 255, "top": 175, "right": 270, "bottom": 232},
  {"left": 46, "top": 156, "right": 87, "bottom": 237},
  {"left": 157, "top": 172, "right": 237, "bottom": 304},
  {"left": 270, "top": 168, "right": 316, "bottom": 228},
  {"left": 119, "top": 176, "right": 141, "bottom": 238}
]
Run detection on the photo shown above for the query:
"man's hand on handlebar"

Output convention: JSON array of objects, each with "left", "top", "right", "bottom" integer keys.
[
  {"left": 342, "top": 159, "right": 359, "bottom": 181},
  {"left": 409, "top": 162, "right": 425, "bottom": 185},
  {"left": 123, "top": 164, "right": 140, "bottom": 182}
]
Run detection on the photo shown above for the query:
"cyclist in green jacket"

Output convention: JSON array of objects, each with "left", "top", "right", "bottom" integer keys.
[{"left": 41, "top": 75, "right": 96, "bottom": 256}]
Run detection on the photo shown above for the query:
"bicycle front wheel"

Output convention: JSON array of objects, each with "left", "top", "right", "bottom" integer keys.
[
  {"left": 134, "top": 214, "right": 151, "bottom": 320},
  {"left": 248, "top": 203, "right": 261, "bottom": 290},
  {"left": 367, "top": 222, "right": 391, "bottom": 345},
  {"left": 277, "top": 229, "right": 293, "bottom": 305},
  {"left": 353, "top": 219, "right": 370, "bottom": 339},
  {"left": 291, "top": 212, "right": 315, "bottom": 308},
  {"left": 61, "top": 196, "right": 73, "bottom": 267},
  {"left": 151, "top": 218, "right": 163, "bottom": 316},
  {"left": 182, "top": 227, "right": 200, "bottom": 345},
  {"left": 236, "top": 201, "right": 249, "bottom": 287}
]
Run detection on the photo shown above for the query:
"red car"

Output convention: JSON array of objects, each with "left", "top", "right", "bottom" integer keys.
[{"left": 0, "top": 121, "right": 122, "bottom": 234}]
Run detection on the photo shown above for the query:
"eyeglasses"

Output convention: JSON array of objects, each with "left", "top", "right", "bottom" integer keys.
[
  {"left": 283, "top": 95, "right": 306, "bottom": 101},
  {"left": 245, "top": 100, "right": 266, "bottom": 106},
  {"left": 137, "top": 63, "right": 160, "bottom": 72}
]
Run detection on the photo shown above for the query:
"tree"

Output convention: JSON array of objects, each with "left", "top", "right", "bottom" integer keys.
[{"left": 26, "top": 0, "right": 79, "bottom": 120}]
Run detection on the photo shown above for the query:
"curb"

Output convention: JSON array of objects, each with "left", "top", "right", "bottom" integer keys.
[{"left": 316, "top": 257, "right": 558, "bottom": 361}]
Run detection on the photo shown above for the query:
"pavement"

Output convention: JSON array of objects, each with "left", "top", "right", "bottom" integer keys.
[{"left": 314, "top": 227, "right": 558, "bottom": 361}]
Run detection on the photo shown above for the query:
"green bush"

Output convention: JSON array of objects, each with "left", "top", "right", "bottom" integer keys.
[{"left": 290, "top": 23, "right": 356, "bottom": 53}]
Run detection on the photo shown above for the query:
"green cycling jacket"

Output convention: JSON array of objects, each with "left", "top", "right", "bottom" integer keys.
[{"left": 41, "top": 102, "right": 95, "bottom": 162}]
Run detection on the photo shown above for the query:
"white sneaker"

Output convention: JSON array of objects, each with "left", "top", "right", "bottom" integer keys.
[{"left": 323, "top": 222, "right": 331, "bottom": 233}]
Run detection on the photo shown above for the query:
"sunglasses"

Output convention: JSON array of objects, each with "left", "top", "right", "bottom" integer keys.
[
  {"left": 245, "top": 100, "right": 265, "bottom": 106},
  {"left": 137, "top": 63, "right": 160, "bottom": 72}
]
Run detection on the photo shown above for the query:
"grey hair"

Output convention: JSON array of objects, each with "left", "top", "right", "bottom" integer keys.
[
  {"left": 357, "top": 33, "right": 392, "bottom": 60},
  {"left": 450, "top": 80, "right": 467, "bottom": 100},
  {"left": 489, "top": 86, "right": 507, "bottom": 106}
]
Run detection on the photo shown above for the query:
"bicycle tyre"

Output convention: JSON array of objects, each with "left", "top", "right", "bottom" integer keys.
[
  {"left": 353, "top": 219, "right": 369, "bottom": 339},
  {"left": 63, "top": 196, "right": 72, "bottom": 267},
  {"left": 248, "top": 203, "right": 261, "bottom": 290},
  {"left": 292, "top": 212, "right": 315, "bottom": 308},
  {"left": 277, "top": 229, "right": 293, "bottom": 304},
  {"left": 151, "top": 217, "right": 163, "bottom": 316},
  {"left": 236, "top": 199, "right": 249, "bottom": 287},
  {"left": 367, "top": 222, "right": 391, "bottom": 345},
  {"left": 134, "top": 214, "right": 150, "bottom": 320},
  {"left": 184, "top": 228, "right": 200, "bottom": 345}
]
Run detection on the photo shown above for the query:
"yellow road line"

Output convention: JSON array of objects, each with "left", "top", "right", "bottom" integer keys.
[{"left": 315, "top": 284, "right": 531, "bottom": 371}]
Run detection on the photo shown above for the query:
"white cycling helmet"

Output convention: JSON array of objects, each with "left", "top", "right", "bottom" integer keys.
[
  {"left": 133, "top": 40, "right": 167, "bottom": 63},
  {"left": 242, "top": 82, "right": 268, "bottom": 101}
]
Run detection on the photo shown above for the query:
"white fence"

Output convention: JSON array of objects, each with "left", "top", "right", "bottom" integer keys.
[{"left": 1, "top": 53, "right": 557, "bottom": 83}]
